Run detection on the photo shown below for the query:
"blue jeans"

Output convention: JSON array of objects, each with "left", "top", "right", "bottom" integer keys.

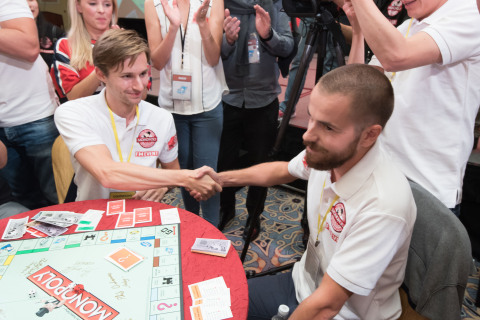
[
  {"left": 172, "top": 103, "right": 223, "bottom": 227},
  {"left": 280, "top": 18, "right": 338, "bottom": 113},
  {"left": 0, "top": 116, "right": 58, "bottom": 209},
  {"left": 248, "top": 271, "right": 299, "bottom": 320}
]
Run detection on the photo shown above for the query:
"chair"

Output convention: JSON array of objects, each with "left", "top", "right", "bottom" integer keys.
[
  {"left": 398, "top": 180, "right": 472, "bottom": 320},
  {"left": 51, "top": 136, "right": 75, "bottom": 204}
]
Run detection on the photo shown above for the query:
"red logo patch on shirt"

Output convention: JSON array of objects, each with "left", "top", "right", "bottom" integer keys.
[
  {"left": 137, "top": 129, "right": 157, "bottom": 148},
  {"left": 168, "top": 135, "right": 177, "bottom": 151},
  {"left": 302, "top": 155, "right": 309, "bottom": 169},
  {"left": 330, "top": 202, "right": 346, "bottom": 233}
]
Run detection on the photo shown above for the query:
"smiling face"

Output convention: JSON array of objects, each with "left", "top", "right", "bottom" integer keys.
[
  {"left": 76, "top": 0, "right": 114, "bottom": 37},
  {"left": 27, "top": 0, "right": 39, "bottom": 19},
  {"left": 302, "top": 88, "right": 362, "bottom": 173},
  {"left": 401, "top": 0, "right": 448, "bottom": 20},
  {"left": 98, "top": 53, "right": 149, "bottom": 111}
]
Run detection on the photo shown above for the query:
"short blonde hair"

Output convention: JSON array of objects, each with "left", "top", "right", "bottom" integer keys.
[
  {"left": 93, "top": 29, "right": 150, "bottom": 76},
  {"left": 67, "top": 0, "right": 118, "bottom": 71}
]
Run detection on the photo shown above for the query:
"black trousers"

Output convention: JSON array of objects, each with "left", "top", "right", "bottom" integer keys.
[{"left": 217, "top": 99, "right": 279, "bottom": 217}]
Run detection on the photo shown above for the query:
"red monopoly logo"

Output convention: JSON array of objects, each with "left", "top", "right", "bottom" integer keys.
[
  {"left": 137, "top": 129, "right": 157, "bottom": 148},
  {"left": 28, "top": 266, "right": 119, "bottom": 320},
  {"left": 331, "top": 202, "right": 346, "bottom": 233}
]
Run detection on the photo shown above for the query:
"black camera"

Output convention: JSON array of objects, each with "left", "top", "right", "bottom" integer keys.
[{"left": 282, "top": 0, "right": 335, "bottom": 18}]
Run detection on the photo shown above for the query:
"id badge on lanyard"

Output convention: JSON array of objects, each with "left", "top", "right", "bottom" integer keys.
[
  {"left": 172, "top": 71, "right": 192, "bottom": 100},
  {"left": 173, "top": 24, "right": 193, "bottom": 100},
  {"left": 248, "top": 32, "right": 260, "bottom": 64}
]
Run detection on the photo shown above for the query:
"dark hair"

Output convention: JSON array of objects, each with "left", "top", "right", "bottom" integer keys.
[
  {"left": 317, "top": 64, "right": 394, "bottom": 129},
  {"left": 93, "top": 29, "right": 150, "bottom": 76}
]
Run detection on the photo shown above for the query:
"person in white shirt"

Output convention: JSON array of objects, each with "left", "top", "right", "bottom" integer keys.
[
  {"left": 0, "top": 0, "right": 59, "bottom": 209},
  {"left": 344, "top": 0, "right": 480, "bottom": 215},
  {"left": 198, "top": 64, "right": 416, "bottom": 319},
  {"left": 55, "top": 29, "right": 221, "bottom": 202}
]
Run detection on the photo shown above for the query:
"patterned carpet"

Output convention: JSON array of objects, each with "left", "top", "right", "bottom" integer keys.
[{"left": 162, "top": 186, "right": 480, "bottom": 319}]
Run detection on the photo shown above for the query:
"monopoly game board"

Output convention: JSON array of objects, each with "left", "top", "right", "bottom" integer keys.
[{"left": 0, "top": 224, "right": 182, "bottom": 320}]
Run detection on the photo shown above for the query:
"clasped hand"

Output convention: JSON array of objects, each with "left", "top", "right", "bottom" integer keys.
[{"left": 186, "top": 166, "right": 223, "bottom": 201}]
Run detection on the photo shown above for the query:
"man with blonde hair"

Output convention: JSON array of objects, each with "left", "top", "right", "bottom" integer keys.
[{"left": 55, "top": 29, "right": 221, "bottom": 202}]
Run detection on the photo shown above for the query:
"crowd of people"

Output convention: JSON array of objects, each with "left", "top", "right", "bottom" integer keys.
[{"left": 1, "top": 0, "right": 480, "bottom": 318}]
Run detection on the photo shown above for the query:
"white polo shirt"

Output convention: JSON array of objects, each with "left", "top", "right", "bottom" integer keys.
[
  {"left": 370, "top": 0, "right": 480, "bottom": 208},
  {"left": 54, "top": 89, "right": 178, "bottom": 201},
  {"left": 288, "top": 142, "right": 416, "bottom": 319}
]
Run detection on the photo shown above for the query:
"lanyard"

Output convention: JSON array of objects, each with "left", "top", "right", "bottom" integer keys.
[
  {"left": 179, "top": 5, "right": 190, "bottom": 69},
  {"left": 390, "top": 18, "right": 413, "bottom": 81},
  {"left": 315, "top": 178, "right": 340, "bottom": 247},
  {"left": 107, "top": 105, "right": 139, "bottom": 163}
]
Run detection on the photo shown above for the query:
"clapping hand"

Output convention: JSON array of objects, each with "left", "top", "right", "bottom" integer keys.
[
  {"left": 254, "top": 4, "right": 271, "bottom": 40},
  {"left": 223, "top": 9, "right": 240, "bottom": 45},
  {"left": 160, "top": 0, "right": 182, "bottom": 28},
  {"left": 194, "top": 0, "right": 211, "bottom": 25},
  {"left": 343, "top": 0, "right": 360, "bottom": 30}
]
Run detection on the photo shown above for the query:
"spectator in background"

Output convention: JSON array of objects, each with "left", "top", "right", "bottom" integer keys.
[
  {"left": 0, "top": 141, "right": 29, "bottom": 219},
  {"left": 344, "top": 0, "right": 480, "bottom": 214},
  {"left": 27, "top": 0, "right": 65, "bottom": 69},
  {"left": 217, "top": 0, "right": 293, "bottom": 238},
  {"left": 0, "top": 0, "right": 59, "bottom": 209},
  {"left": 51, "top": 0, "right": 118, "bottom": 102},
  {"left": 145, "top": 0, "right": 227, "bottom": 227}
]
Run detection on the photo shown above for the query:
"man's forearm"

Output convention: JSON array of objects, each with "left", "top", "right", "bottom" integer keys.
[
  {"left": 219, "top": 161, "right": 296, "bottom": 188},
  {"left": 350, "top": 0, "right": 406, "bottom": 69},
  {"left": 74, "top": 145, "right": 220, "bottom": 198},
  {"left": 0, "top": 18, "right": 39, "bottom": 62}
]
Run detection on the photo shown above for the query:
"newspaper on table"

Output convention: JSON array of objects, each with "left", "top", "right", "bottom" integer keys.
[
  {"left": 191, "top": 238, "right": 231, "bottom": 257},
  {"left": 31, "top": 211, "right": 83, "bottom": 228},
  {"left": 2, "top": 217, "right": 28, "bottom": 240}
]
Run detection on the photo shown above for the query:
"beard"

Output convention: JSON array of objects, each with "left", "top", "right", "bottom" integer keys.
[{"left": 304, "top": 135, "right": 360, "bottom": 171}]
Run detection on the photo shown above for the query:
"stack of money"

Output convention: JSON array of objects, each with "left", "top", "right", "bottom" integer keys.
[{"left": 2, "top": 217, "right": 28, "bottom": 240}]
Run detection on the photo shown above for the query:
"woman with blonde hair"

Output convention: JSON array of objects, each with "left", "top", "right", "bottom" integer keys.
[
  {"left": 51, "top": 0, "right": 118, "bottom": 101},
  {"left": 145, "top": 0, "right": 227, "bottom": 227}
]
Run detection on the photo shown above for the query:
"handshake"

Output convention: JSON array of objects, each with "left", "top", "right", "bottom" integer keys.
[{"left": 184, "top": 166, "right": 224, "bottom": 202}]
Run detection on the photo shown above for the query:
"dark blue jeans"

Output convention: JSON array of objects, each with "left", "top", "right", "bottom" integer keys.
[
  {"left": 248, "top": 271, "right": 299, "bottom": 320},
  {"left": 0, "top": 116, "right": 58, "bottom": 209},
  {"left": 172, "top": 103, "right": 223, "bottom": 227}
]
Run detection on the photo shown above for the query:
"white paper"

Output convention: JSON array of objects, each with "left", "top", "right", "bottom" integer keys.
[{"left": 160, "top": 208, "right": 181, "bottom": 225}]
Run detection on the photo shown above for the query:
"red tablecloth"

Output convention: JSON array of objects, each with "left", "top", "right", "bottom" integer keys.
[{"left": 0, "top": 199, "right": 248, "bottom": 320}]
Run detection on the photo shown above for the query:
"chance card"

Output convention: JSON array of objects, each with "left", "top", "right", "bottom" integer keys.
[
  {"left": 134, "top": 207, "right": 152, "bottom": 224},
  {"left": 107, "top": 199, "right": 125, "bottom": 215},
  {"left": 115, "top": 212, "right": 135, "bottom": 229},
  {"left": 105, "top": 247, "right": 144, "bottom": 271}
]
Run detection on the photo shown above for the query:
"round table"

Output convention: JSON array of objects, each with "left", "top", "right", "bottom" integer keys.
[{"left": 0, "top": 199, "right": 248, "bottom": 319}]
